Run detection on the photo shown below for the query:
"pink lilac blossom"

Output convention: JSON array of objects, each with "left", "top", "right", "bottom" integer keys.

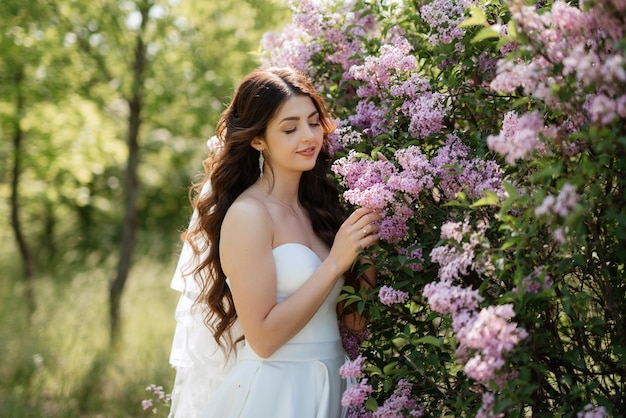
[
  {"left": 400, "top": 93, "right": 446, "bottom": 139},
  {"left": 262, "top": 0, "right": 378, "bottom": 78},
  {"left": 347, "top": 37, "right": 447, "bottom": 140},
  {"left": 341, "top": 328, "right": 370, "bottom": 360},
  {"left": 577, "top": 404, "right": 608, "bottom": 418},
  {"left": 420, "top": 0, "right": 467, "bottom": 45},
  {"left": 588, "top": 94, "right": 620, "bottom": 125},
  {"left": 340, "top": 355, "right": 367, "bottom": 379},
  {"left": 378, "top": 202, "right": 413, "bottom": 243},
  {"left": 341, "top": 379, "right": 374, "bottom": 407},
  {"left": 387, "top": 146, "right": 436, "bottom": 196},
  {"left": 534, "top": 183, "right": 579, "bottom": 218},
  {"left": 349, "top": 37, "right": 416, "bottom": 99},
  {"left": 458, "top": 305, "right": 528, "bottom": 384},
  {"left": 432, "top": 134, "right": 505, "bottom": 201},
  {"left": 346, "top": 405, "right": 374, "bottom": 418},
  {"left": 330, "top": 121, "right": 364, "bottom": 147},
  {"left": 379, "top": 285, "right": 410, "bottom": 306},
  {"left": 425, "top": 222, "right": 527, "bottom": 386},
  {"left": 423, "top": 281, "right": 527, "bottom": 385},
  {"left": 514, "top": 266, "right": 553, "bottom": 294},
  {"left": 487, "top": 111, "right": 550, "bottom": 165},
  {"left": 491, "top": 0, "right": 625, "bottom": 126},
  {"left": 259, "top": 24, "right": 314, "bottom": 73},
  {"left": 422, "top": 280, "right": 483, "bottom": 316},
  {"left": 475, "top": 392, "right": 505, "bottom": 418},
  {"left": 373, "top": 379, "right": 425, "bottom": 418},
  {"left": 399, "top": 246, "right": 424, "bottom": 271},
  {"left": 429, "top": 218, "right": 491, "bottom": 281},
  {"left": 349, "top": 100, "right": 393, "bottom": 137},
  {"left": 552, "top": 226, "right": 566, "bottom": 244}
]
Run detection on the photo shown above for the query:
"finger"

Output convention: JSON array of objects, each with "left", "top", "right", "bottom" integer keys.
[
  {"left": 354, "top": 212, "right": 383, "bottom": 233},
  {"left": 348, "top": 207, "right": 374, "bottom": 224}
]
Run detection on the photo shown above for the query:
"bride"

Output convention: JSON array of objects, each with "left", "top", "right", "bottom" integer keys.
[{"left": 167, "top": 67, "right": 379, "bottom": 418}]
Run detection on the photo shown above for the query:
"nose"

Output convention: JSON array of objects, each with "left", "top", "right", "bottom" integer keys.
[{"left": 301, "top": 123, "right": 315, "bottom": 142}]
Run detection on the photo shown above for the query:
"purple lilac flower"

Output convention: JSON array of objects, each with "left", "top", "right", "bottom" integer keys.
[
  {"left": 373, "top": 379, "right": 425, "bottom": 418},
  {"left": 432, "top": 134, "right": 505, "bottom": 201},
  {"left": 379, "top": 286, "right": 410, "bottom": 306},
  {"left": 340, "top": 355, "right": 366, "bottom": 379},
  {"left": 475, "top": 392, "right": 505, "bottom": 418},
  {"left": 514, "top": 266, "right": 553, "bottom": 294},
  {"left": 487, "top": 111, "right": 549, "bottom": 165},
  {"left": 341, "top": 379, "right": 374, "bottom": 407},
  {"left": 534, "top": 183, "right": 579, "bottom": 218},
  {"left": 399, "top": 246, "right": 424, "bottom": 271},
  {"left": 423, "top": 280, "right": 483, "bottom": 316},
  {"left": 421, "top": 0, "right": 467, "bottom": 46},
  {"left": 341, "top": 328, "right": 370, "bottom": 360},
  {"left": 577, "top": 404, "right": 608, "bottom": 418}
]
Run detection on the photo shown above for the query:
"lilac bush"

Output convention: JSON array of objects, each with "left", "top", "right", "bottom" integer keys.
[{"left": 262, "top": 0, "right": 624, "bottom": 416}]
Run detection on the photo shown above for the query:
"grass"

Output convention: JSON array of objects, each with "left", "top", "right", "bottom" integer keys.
[{"left": 0, "top": 241, "right": 181, "bottom": 418}]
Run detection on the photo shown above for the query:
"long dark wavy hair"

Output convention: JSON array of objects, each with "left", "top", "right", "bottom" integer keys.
[{"left": 183, "top": 67, "right": 349, "bottom": 354}]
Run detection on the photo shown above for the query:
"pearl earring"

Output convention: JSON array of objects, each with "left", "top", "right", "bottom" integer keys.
[{"left": 258, "top": 151, "right": 264, "bottom": 178}]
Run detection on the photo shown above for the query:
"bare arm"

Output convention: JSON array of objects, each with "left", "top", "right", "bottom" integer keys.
[{"left": 220, "top": 200, "right": 380, "bottom": 358}]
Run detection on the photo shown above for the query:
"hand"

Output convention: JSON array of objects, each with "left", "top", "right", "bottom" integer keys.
[{"left": 327, "top": 207, "right": 382, "bottom": 274}]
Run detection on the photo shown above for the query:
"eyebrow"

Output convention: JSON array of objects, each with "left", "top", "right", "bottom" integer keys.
[{"left": 279, "top": 110, "right": 319, "bottom": 124}]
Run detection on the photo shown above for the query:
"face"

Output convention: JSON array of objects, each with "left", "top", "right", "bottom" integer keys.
[{"left": 258, "top": 94, "right": 324, "bottom": 176}]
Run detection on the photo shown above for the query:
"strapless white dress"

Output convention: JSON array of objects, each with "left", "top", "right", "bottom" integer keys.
[{"left": 201, "top": 243, "right": 349, "bottom": 418}]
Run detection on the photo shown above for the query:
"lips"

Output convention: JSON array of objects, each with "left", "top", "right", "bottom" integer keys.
[{"left": 297, "top": 146, "right": 317, "bottom": 157}]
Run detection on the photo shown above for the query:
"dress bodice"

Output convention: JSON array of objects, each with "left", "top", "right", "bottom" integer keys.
[{"left": 272, "top": 243, "right": 342, "bottom": 344}]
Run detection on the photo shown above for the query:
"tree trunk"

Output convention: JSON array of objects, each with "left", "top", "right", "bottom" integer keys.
[
  {"left": 9, "top": 67, "right": 36, "bottom": 317},
  {"left": 108, "top": 4, "right": 149, "bottom": 347}
]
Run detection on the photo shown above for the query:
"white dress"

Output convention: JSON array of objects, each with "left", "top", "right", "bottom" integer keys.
[
  {"left": 202, "top": 243, "right": 349, "bottom": 418},
  {"left": 168, "top": 239, "right": 350, "bottom": 418}
]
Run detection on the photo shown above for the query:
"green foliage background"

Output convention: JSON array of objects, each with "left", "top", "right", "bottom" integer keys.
[{"left": 0, "top": 0, "right": 288, "bottom": 416}]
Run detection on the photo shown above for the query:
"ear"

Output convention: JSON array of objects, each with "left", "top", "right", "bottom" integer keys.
[{"left": 251, "top": 136, "right": 264, "bottom": 152}]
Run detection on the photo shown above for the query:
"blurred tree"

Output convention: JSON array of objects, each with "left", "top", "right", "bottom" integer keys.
[
  {"left": 0, "top": 0, "right": 69, "bottom": 317},
  {"left": 0, "top": 0, "right": 288, "bottom": 340}
]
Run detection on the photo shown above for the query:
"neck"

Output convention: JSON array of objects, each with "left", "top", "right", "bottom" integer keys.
[{"left": 257, "top": 172, "right": 302, "bottom": 212}]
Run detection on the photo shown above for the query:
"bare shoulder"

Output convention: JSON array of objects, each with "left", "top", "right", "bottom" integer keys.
[
  {"left": 222, "top": 194, "right": 272, "bottom": 233},
  {"left": 220, "top": 193, "right": 273, "bottom": 265}
]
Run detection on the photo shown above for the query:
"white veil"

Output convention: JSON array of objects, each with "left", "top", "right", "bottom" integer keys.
[{"left": 167, "top": 181, "right": 241, "bottom": 418}]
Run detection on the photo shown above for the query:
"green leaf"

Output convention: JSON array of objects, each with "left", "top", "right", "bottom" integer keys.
[
  {"left": 471, "top": 191, "right": 501, "bottom": 207},
  {"left": 414, "top": 335, "right": 442, "bottom": 347},
  {"left": 459, "top": 7, "right": 488, "bottom": 28},
  {"left": 365, "top": 397, "right": 378, "bottom": 411},
  {"left": 471, "top": 27, "right": 500, "bottom": 43}
]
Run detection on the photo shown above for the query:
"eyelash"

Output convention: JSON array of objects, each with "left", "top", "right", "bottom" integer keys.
[{"left": 285, "top": 122, "right": 320, "bottom": 134}]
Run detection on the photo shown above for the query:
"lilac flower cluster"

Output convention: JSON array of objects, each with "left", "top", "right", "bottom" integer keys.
[
  {"left": 425, "top": 223, "right": 528, "bottom": 386},
  {"left": 534, "top": 183, "right": 579, "bottom": 218},
  {"left": 141, "top": 384, "right": 171, "bottom": 415},
  {"left": 433, "top": 134, "right": 505, "bottom": 200},
  {"left": 379, "top": 285, "right": 410, "bottom": 306},
  {"left": 429, "top": 218, "right": 493, "bottom": 281},
  {"left": 341, "top": 358, "right": 424, "bottom": 417},
  {"left": 475, "top": 392, "right": 504, "bottom": 418},
  {"left": 534, "top": 183, "right": 579, "bottom": 244},
  {"left": 340, "top": 355, "right": 367, "bottom": 379},
  {"left": 341, "top": 327, "right": 370, "bottom": 360},
  {"left": 420, "top": 0, "right": 467, "bottom": 46},
  {"left": 398, "top": 246, "right": 424, "bottom": 271},
  {"left": 486, "top": 111, "right": 553, "bottom": 165},
  {"left": 577, "top": 403, "right": 608, "bottom": 418},
  {"left": 372, "top": 379, "right": 425, "bottom": 417},
  {"left": 347, "top": 37, "right": 446, "bottom": 139},
  {"left": 513, "top": 266, "right": 553, "bottom": 294},
  {"left": 333, "top": 142, "right": 504, "bottom": 244},
  {"left": 260, "top": 0, "right": 377, "bottom": 77},
  {"left": 490, "top": 0, "right": 626, "bottom": 134}
]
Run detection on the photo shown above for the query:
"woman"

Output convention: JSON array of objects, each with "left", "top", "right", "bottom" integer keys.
[{"left": 168, "top": 67, "right": 380, "bottom": 418}]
